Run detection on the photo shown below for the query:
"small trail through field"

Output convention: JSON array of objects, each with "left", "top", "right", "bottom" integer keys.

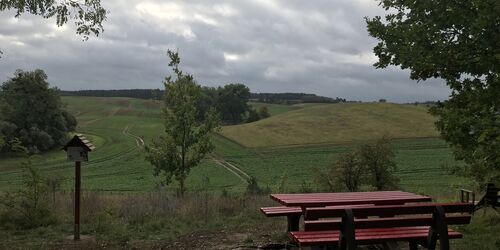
[
  {"left": 1, "top": 125, "right": 144, "bottom": 177},
  {"left": 123, "top": 125, "right": 145, "bottom": 148},
  {"left": 211, "top": 157, "right": 250, "bottom": 184}
]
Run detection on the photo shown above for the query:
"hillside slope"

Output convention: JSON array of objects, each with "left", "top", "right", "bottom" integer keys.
[{"left": 221, "top": 103, "right": 438, "bottom": 148}]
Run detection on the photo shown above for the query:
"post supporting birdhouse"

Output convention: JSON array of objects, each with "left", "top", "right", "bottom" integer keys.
[
  {"left": 75, "top": 160, "right": 81, "bottom": 240},
  {"left": 63, "top": 134, "right": 95, "bottom": 241}
]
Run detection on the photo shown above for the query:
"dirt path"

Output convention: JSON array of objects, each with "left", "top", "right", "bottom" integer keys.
[
  {"left": 123, "top": 125, "right": 145, "bottom": 148},
  {"left": 212, "top": 157, "right": 250, "bottom": 184}
]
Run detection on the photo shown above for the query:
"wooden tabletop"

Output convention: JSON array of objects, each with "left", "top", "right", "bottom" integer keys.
[{"left": 271, "top": 191, "right": 432, "bottom": 207}]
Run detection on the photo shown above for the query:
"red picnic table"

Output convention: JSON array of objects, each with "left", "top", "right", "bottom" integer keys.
[
  {"left": 263, "top": 191, "right": 432, "bottom": 231},
  {"left": 271, "top": 190, "right": 432, "bottom": 208}
]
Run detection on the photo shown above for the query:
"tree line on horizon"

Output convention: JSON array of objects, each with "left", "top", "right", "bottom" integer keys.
[{"left": 60, "top": 89, "right": 345, "bottom": 105}]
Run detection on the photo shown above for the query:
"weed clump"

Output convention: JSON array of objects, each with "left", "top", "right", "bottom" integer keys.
[{"left": 0, "top": 142, "right": 56, "bottom": 229}]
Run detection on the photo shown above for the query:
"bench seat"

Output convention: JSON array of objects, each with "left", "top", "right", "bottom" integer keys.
[
  {"left": 260, "top": 206, "right": 302, "bottom": 217},
  {"left": 260, "top": 206, "right": 303, "bottom": 231},
  {"left": 304, "top": 219, "right": 341, "bottom": 231},
  {"left": 290, "top": 226, "right": 463, "bottom": 246},
  {"left": 294, "top": 202, "right": 472, "bottom": 249}
]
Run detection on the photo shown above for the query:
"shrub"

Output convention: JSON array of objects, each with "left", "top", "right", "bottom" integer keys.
[
  {"left": 258, "top": 106, "right": 271, "bottom": 119},
  {"left": 246, "top": 109, "right": 261, "bottom": 123},
  {"left": 0, "top": 147, "right": 56, "bottom": 229},
  {"left": 358, "top": 137, "right": 399, "bottom": 190},
  {"left": 316, "top": 152, "right": 364, "bottom": 192},
  {"left": 246, "top": 176, "right": 270, "bottom": 195},
  {"left": 317, "top": 137, "right": 399, "bottom": 192}
]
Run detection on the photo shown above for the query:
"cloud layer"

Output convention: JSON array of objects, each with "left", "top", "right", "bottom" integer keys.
[{"left": 0, "top": 0, "right": 451, "bottom": 102}]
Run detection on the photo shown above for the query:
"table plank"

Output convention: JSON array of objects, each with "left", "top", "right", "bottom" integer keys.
[{"left": 271, "top": 191, "right": 432, "bottom": 207}]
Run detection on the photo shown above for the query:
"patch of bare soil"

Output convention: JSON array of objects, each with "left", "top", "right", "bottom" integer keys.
[{"left": 144, "top": 229, "right": 297, "bottom": 250}]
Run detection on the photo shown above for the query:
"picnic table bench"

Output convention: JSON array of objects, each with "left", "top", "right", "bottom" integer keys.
[
  {"left": 474, "top": 183, "right": 500, "bottom": 211},
  {"left": 261, "top": 191, "right": 432, "bottom": 231},
  {"left": 261, "top": 204, "right": 375, "bottom": 231},
  {"left": 290, "top": 202, "right": 473, "bottom": 250}
]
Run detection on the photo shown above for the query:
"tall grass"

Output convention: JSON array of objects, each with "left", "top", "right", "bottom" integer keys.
[{"left": 0, "top": 190, "right": 285, "bottom": 248}]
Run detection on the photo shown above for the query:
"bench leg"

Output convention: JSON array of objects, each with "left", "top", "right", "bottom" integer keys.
[
  {"left": 338, "top": 209, "right": 356, "bottom": 250},
  {"left": 409, "top": 241, "right": 419, "bottom": 250},
  {"left": 287, "top": 214, "right": 301, "bottom": 232},
  {"left": 427, "top": 206, "right": 450, "bottom": 250}
]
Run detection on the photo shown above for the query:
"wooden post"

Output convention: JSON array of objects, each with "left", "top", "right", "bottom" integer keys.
[
  {"left": 64, "top": 134, "right": 94, "bottom": 241},
  {"left": 74, "top": 161, "right": 81, "bottom": 241}
]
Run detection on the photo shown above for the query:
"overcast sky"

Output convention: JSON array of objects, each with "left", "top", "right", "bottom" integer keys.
[{"left": 0, "top": 0, "right": 451, "bottom": 102}]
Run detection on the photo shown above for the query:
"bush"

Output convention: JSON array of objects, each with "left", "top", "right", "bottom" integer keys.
[
  {"left": 246, "top": 109, "right": 260, "bottom": 123},
  {"left": 336, "top": 152, "right": 365, "bottom": 191},
  {"left": 358, "top": 137, "right": 399, "bottom": 190},
  {"left": 258, "top": 106, "right": 271, "bottom": 119},
  {"left": 0, "top": 153, "right": 56, "bottom": 229},
  {"left": 317, "top": 137, "right": 399, "bottom": 192},
  {"left": 246, "top": 176, "right": 270, "bottom": 195},
  {"left": 316, "top": 152, "right": 364, "bottom": 192}
]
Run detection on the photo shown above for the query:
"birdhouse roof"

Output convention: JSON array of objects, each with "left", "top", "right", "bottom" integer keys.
[{"left": 63, "top": 134, "right": 95, "bottom": 152}]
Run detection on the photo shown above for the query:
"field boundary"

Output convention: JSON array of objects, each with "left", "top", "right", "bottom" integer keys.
[
  {"left": 213, "top": 133, "right": 248, "bottom": 149},
  {"left": 244, "top": 136, "right": 444, "bottom": 151}
]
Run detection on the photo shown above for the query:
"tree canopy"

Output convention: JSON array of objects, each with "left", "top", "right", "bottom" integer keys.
[
  {"left": 0, "top": 69, "right": 77, "bottom": 153},
  {"left": 0, "top": 0, "right": 106, "bottom": 39},
  {"left": 0, "top": 0, "right": 106, "bottom": 57},
  {"left": 145, "top": 51, "right": 220, "bottom": 196},
  {"left": 216, "top": 84, "right": 251, "bottom": 124},
  {"left": 366, "top": 0, "right": 499, "bottom": 185}
]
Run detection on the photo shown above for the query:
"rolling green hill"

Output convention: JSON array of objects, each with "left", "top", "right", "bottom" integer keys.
[
  {"left": 221, "top": 103, "right": 439, "bottom": 148},
  {"left": 0, "top": 97, "right": 468, "bottom": 196}
]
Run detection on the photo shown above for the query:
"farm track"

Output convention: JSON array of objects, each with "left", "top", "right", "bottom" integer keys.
[
  {"left": 0, "top": 126, "right": 141, "bottom": 177},
  {"left": 212, "top": 157, "right": 249, "bottom": 183},
  {"left": 123, "top": 125, "right": 145, "bottom": 148},
  {"left": 0, "top": 145, "right": 139, "bottom": 179}
]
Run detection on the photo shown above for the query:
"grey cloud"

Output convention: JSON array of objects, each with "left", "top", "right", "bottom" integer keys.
[{"left": 0, "top": 0, "right": 451, "bottom": 102}]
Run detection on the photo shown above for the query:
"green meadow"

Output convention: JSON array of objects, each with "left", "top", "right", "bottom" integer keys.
[
  {"left": 2, "top": 96, "right": 497, "bottom": 250},
  {"left": 0, "top": 97, "right": 471, "bottom": 198}
]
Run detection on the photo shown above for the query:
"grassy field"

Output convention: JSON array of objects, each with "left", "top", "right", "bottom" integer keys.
[
  {"left": 222, "top": 102, "right": 438, "bottom": 148},
  {"left": 0, "top": 97, "right": 472, "bottom": 197},
  {"left": 1, "top": 96, "right": 497, "bottom": 249}
]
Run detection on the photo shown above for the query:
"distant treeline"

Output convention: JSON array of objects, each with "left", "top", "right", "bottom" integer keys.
[
  {"left": 61, "top": 89, "right": 344, "bottom": 104},
  {"left": 250, "top": 93, "right": 346, "bottom": 104},
  {"left": 61, "top": 89, "right": 163, "bottom": 100}
]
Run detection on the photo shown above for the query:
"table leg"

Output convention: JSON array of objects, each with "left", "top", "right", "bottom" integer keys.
[
  {"left": 409, "top": 241, "right": 419, "bottom": 250},
  {"left": 287, "top": 214, "right": 301, "bottom": 232}
]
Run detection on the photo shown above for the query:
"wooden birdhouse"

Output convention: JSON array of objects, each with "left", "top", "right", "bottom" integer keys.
[{"left": 63, "top": 134, "right": 95, "bottom": 162}]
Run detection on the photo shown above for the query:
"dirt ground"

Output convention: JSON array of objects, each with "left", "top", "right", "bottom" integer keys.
[{"left": 0, "top": 228, "right": 294, "bottom": 250}]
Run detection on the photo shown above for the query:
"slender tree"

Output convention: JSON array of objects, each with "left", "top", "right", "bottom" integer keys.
[{"left": 145, "top": 50, "right": 220, "bottom": 196}]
